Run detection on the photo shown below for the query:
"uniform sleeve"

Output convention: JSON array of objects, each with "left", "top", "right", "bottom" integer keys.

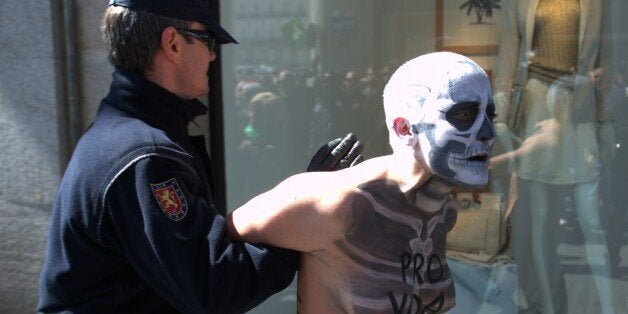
[{"left": 101, "top": 155, "right": 298, "bottom": 313}]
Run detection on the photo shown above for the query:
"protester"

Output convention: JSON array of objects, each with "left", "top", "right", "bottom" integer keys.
[{"left": 229, "top": 52, "right": 496, "bottom": 313}]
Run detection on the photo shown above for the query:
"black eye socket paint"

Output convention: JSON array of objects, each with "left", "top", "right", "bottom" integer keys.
[{"left": 444, "top": 102, "right": 479, "bottom": 131}]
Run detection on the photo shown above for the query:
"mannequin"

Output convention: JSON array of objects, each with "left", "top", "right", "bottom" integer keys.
[{"left": 493, "top": 0, "right": 616, "bottom": 313}]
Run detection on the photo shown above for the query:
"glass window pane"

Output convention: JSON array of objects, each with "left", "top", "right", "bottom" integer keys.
[{"left": 220, "top": 0, "right": 627, "bottom": 313}]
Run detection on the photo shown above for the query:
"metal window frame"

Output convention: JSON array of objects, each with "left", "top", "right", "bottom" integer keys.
[{"left": 208, "top": 0, "right": 227, "bottom": 216}]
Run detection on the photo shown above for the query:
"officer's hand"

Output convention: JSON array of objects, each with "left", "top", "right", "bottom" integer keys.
[{"left": 307, "top": 133, "right": 364, "bottom": 172}]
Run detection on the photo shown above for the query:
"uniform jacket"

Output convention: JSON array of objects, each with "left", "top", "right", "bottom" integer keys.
[
  {"left": 38, "top": 69, "right": 297, "bottom": 313},
  {"left": 494, "top": 0, "right": 615, "bottom": 128}
]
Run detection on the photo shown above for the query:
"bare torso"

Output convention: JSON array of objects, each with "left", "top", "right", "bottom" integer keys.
[{"left": 297, "top": 178, "right": 457, "bottom": 314}]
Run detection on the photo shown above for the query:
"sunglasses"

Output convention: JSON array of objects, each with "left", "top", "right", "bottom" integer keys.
[{"left": 176, "top": 28, "right": 216, "bottom": 51}]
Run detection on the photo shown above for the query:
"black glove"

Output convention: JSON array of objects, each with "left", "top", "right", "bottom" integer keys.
[{"left": 307, "top": 133, "right": 364, "bottom": 172}]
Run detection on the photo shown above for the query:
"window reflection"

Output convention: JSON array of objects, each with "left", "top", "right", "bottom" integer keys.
[{"left": 221, "top": 0, "right": 627, "bottom": 313}]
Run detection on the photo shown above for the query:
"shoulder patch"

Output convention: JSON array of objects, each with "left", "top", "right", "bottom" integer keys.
[{"left": 151, "top": 178, "right": 188, "bottom": 221}]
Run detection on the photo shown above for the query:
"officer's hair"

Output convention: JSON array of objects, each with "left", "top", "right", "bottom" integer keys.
[{"left": 101, "top": 6, "right": 189, "bottom": 74}]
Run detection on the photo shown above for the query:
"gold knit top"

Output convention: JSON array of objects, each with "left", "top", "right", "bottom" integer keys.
[{"left": 529, "top": 0, "right": 580, "bottom": 84}]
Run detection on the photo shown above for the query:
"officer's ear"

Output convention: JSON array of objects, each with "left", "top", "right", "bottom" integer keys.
[{"left": 160, "top": 26, "right": 180, "bottom": 62}]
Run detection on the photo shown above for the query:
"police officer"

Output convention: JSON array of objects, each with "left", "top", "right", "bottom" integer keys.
[{"left": 38, "top": 1, "right": 362, "bottom": 313}]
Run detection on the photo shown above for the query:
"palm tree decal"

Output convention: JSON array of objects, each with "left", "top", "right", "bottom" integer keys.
[{"left": 459, "top": 0, "right": 501, "bottom": 24}]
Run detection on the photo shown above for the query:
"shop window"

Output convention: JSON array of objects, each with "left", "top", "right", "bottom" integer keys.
[{"left": 220, "top": 1, "right": 628, "bottom": 313}]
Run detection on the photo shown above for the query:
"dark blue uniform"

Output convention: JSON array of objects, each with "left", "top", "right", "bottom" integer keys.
[{"left": 38, "top": 69, "right": 298, "bottom": 313}]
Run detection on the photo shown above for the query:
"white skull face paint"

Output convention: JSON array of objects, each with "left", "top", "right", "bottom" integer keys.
[{"left": 411, "top": 54, "right": 495, "bottom": 188}]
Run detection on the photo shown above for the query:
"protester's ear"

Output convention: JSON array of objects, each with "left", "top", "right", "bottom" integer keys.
[{"left": 393, "top": 117, "right": 417, "bottom": 146}]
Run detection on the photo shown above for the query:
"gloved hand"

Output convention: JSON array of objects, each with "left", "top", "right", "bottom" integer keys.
[{"left": 307, "top": 133, "right": 364, "bottom": 172}]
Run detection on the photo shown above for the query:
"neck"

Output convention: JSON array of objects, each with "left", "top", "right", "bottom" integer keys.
[
  {"left": 410, "top": 177, "right": 454, "bottom": 214},
  {"left": 387, "top": 153, "right": 454, "bottom": 213},
  {"left": 387, "top": 153, "right": 430, "bottom": 192},
  {"left": 144, "top": 53, "right": 186, "bottom": 99},
  {"left": 414, "top": 176, "right": 454, "bottom": 197}
]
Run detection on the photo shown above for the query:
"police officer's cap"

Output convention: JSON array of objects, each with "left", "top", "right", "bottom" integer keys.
[{"left": 109, "top": 0, "right": 238, "bottom": 44}]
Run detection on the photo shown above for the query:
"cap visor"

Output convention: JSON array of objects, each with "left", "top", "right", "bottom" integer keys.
[{"left": 205, "top": 18, "right": 238, "bottom": 44}]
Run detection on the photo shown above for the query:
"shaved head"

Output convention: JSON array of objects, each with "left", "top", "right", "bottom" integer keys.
[{"left": 383, "top": 52, "right": 495, "bottom": 188}]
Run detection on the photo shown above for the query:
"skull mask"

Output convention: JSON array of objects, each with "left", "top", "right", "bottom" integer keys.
[{"left": 386, "top": 52, "right": 495, "bottom": 188}]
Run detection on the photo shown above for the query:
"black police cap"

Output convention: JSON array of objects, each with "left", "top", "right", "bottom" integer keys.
[{"left": 109, "top": 0, "right": 238, "bottom": 44}]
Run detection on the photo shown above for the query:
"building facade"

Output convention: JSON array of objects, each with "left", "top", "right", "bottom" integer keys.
[{"left": 0, "top": 0, "right": 626, "bottom": 312}]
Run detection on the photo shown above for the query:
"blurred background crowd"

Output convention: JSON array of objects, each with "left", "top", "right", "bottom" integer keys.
[{"left": 226, "top": 63, "right": 395, "bottom": 206}]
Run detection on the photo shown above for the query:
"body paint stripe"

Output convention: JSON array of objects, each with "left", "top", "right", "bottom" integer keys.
[{"left": 355, "top": 189, "right": 423, "bottom": 235}]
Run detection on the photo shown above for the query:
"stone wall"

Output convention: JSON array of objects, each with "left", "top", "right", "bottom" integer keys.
[
  {"left": 0, "top": 1, "right": 60, "bottom": 311},
  {"left": 0, "top": 1, "right": 109, "bottom": 312}
]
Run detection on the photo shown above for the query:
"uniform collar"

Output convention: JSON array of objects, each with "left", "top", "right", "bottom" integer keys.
[{"left": 104, "top": 69, "right": 208, "bottom": 136}]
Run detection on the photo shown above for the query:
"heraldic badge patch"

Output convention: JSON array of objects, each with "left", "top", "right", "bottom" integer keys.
[{"left": 151, "top": 178, "right": 188, "bottom": 221}]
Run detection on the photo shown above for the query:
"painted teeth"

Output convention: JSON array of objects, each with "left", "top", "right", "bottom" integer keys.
[
  {"left": 469, "top": 154, "right": 487, "bottom": 159},
  {"left": 450, "top": 152, "right": 489, "bottom": 160},
  {"left": 448, "top": 156, "right": 488, "bottom": 170}
]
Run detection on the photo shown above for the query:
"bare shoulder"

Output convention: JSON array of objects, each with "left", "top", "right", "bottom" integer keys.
[
  {"left": 282, "top": 157, "right": 388, "bottom": 199},
  {"left": 279, "top": 172, "right": 358, "bottom": 217}
]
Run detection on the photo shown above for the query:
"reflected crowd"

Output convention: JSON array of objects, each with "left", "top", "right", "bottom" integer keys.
[{"left": 227, "top": 64, "right": 394, "bottom": 205}]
